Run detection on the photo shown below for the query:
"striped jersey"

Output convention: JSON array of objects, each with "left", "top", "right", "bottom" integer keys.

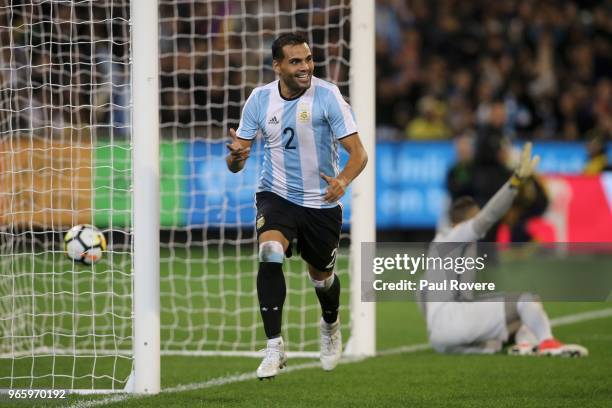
[{"left": 236, "top": 76, "right": 358, "bottom": 208}]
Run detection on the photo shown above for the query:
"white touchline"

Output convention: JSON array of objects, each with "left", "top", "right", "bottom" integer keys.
[
  {"left": 549, "top": 308, "right": 612, "bottom": 326},
  {"left": 68, "top": 307, "right": 612, "bottom": 408}
]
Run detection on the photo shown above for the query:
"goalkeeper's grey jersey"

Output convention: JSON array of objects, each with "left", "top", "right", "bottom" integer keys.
[
  {"left": 417, "top": 219, "right": 483, "bottom": 312},
  {"left": 418, "top": 181, "right": 518, "bottom": 312},
  {"left": 417, "top": 181, "right": 519, "bottom": 335}
]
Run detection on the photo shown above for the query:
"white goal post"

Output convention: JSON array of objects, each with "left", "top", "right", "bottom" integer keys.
[
  {"left": 131, "top": 0, "right": 160, "bottom": 395},
  {"left": 348, "top": 0, "right": 376, "bottom": 358}
]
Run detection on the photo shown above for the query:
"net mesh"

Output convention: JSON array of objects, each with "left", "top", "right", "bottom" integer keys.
[
  {"left": 157, "top": 0, "right": 352, "bottom": 354},
  {"left": 0, "top": 0, "right": 132, "bottom": 390},
  {"left": 0, "top": 0, "right": 353, "bottom": 391}
]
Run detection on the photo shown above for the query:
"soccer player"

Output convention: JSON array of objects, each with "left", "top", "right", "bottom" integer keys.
[
  {"left": 419, "top": 143, "right": 588, "bottom": 357},
  {"left": 225, "top": 33, "right": 368, "bottom": 379}
]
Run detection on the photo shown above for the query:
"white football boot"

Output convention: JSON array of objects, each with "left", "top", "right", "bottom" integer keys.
[
  {"left": 508, "top": 324, "right": 538, "bottom": 356},
  {"left": 257, "top": 337, "right": 287, "bottom": 380},
  {"left": 508, "top": 342, "right": 536, "bottom": 356},
  {"left": 320, "top": 317, "right": 342, "bottom": 371}
]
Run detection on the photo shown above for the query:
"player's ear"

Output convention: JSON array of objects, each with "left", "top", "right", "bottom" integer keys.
[{"left": 272, "top": 58, "right": 281, "bottom": 75}]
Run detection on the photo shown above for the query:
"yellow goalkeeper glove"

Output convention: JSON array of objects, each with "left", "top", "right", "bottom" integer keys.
[{"left": 510, "top": 142, "right": 540, "bottom": 188}]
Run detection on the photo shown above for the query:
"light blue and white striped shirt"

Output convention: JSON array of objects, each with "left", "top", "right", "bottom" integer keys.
[{"left": 236, "top": 77, "right": 358, "bottom": 208}]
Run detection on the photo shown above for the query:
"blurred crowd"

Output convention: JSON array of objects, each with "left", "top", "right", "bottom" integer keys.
[
  {"left": 376, "top": 0, "right": 612, "bottom": 142},
  {"left": 1, "top": 0, "right": 349, "bottom": 139},
  {"left": 1, "top": 0, "right": 610, "bottom": 144},
  {"left": 0, "top": 1, "right": 131, "bottom": 139},
  {"left": 158, "top": 0, "right": 350, "bottom": 136}
]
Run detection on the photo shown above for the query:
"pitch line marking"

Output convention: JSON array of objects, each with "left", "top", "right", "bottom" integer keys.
[
  {"left": 67, "top": 307, "right": 612, "bottom": 408},
  {"left": 549, "top": 308, "right": 612, "bottom": 327}
]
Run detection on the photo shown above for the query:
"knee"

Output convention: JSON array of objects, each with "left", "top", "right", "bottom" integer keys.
[
  {"left": 518, "top": 293, "right": 541, "bottom": 305},
  {"left": 517, "top": 293, "right": 543, "bottom": 313},
  {"left": 308, "top": 266, "right": 333, "bottom": 281},
  {"left": 309, "top": 272, "right": 335, "bottom": 290},
  {"left": 259, "top": 241, "right": 285, "bottom": 263}
]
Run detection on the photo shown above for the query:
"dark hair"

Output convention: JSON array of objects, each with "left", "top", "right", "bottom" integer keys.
[
  {"left": 449, "top": 196, "right": 478, "bottom": 224},
  {"left": 272, "top": 33, "right": 309, "bottom": 61}
]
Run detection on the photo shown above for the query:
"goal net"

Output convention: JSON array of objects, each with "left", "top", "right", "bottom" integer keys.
[
  {"left": 157, "top": 0, "right": 353, "bottom": 356},
  {"left": 0, "top": 0, "right": 133, "bottom": 391},
  {"left": 0, "top": 0, "right": 358, "bottom": 393}
]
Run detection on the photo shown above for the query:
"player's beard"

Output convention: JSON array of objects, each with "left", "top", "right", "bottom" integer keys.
[
  {"left": 284, "top": 71, "right": 311, "bottom": 94},
  {"left": 294, "top": 72, "right": 311, "bottom": 89}
]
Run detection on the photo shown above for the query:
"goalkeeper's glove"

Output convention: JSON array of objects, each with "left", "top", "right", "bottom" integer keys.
[{"left": 510, "top": 142, "right": 540, "bottom": 188}]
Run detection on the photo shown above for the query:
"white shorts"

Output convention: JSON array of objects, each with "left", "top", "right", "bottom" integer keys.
[{"left": 427, "top": 301, "right": 509, "bottom": 354}]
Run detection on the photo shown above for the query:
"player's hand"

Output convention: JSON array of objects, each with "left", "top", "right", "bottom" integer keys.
[
  {"left": 321, "top": 173, "right": 349, "bottom": 203},
  {"left": 226, "top": 128, "right": 250, "bottom": 162},
  {"left": 511, "top": 142, "right": 540, "bottom": 186},
  {"left": 516, "top": 142, "right": 540, "bottom": 178}
]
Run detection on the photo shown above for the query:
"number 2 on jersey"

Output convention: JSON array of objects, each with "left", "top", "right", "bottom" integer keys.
[{"left": 283, "top": 127, "right": 296, "bottom": 150}]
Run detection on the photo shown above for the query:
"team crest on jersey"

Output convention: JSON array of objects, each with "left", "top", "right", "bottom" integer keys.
[
  {"left": 256, "top": 216, "right": 265, "bottom": 230},
  {"left": 298, "top": 103, "right": 310, "bottom": 123}
]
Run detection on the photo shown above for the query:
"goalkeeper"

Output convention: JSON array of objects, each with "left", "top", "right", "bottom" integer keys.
[
  {"left": 419, "top": 143, "right": 588, "bottom": 357},
  {"left": 225, "top": 33, "right": 368, "bottom": 379}
]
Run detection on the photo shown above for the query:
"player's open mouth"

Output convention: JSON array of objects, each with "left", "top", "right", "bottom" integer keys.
[{"left": 296, "top": 73, "right": 310, "bottom": 83}]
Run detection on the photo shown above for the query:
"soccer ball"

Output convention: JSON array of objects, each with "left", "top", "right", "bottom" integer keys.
[{"left": 64, "top": 224, "right": 107, "bottom": 265}]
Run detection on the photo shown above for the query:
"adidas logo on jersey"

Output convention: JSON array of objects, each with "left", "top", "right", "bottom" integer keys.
[{"left": 268, "top": 116, "right": 279, "bottom": 125}]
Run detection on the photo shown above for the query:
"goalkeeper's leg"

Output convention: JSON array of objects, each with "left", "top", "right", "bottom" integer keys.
[{"left": 509, "top": 293, "right": 588, "bottom": 357}]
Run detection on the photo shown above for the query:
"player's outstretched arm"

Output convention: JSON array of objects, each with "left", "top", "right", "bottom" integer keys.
[
  {"left": 226, "top": 128, "right": 253, "bottom": 173},
  {"left": 321, "top": 133, "right": 368, "bottom": 203},
  {"left": 472, "top": 142, "right": 540, "bottom": 236}
]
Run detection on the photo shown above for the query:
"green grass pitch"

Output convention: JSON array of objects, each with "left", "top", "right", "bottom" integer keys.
[{"left": 1, "top": 248, "right": 611, "bottom": 407}]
